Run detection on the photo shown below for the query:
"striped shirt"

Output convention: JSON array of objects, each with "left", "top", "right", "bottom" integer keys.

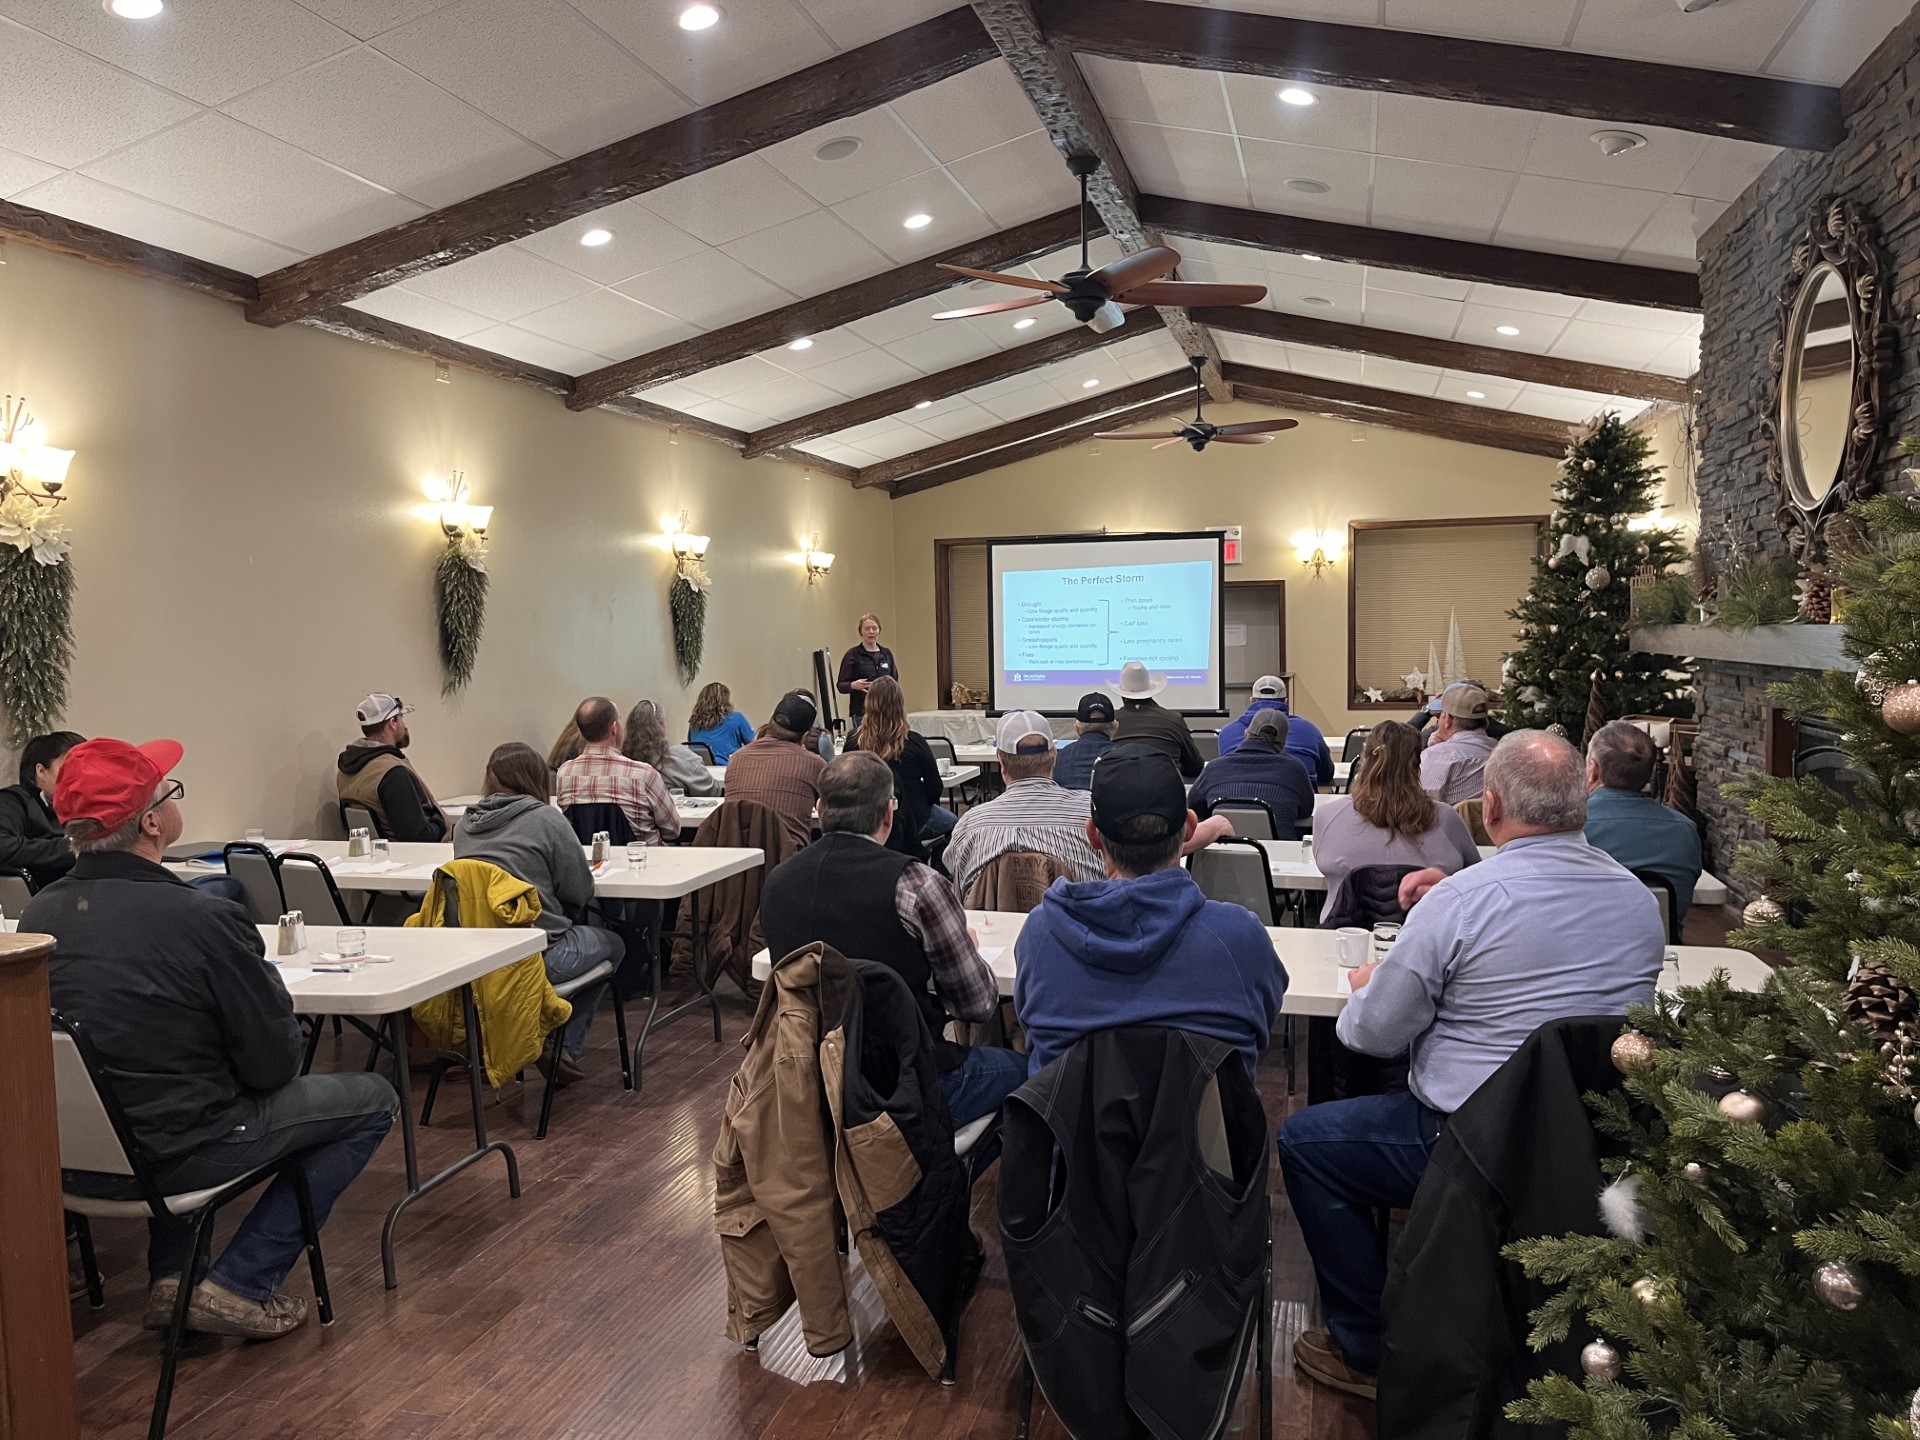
[
  {"left": 555, "top": 743, "right": 680, "bottom": 845},
  {"left": 722, "top": 735, "right": 826, "bottom": 850},
  {"left": 946, "top": 777, "right": 1101, "bottom": 900}
]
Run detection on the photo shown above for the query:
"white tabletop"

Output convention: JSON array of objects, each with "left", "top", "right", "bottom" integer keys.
[
  {"left": 706, "top": 765, "right": 729, "bottom": 787},
  {"left": 938, "top": 765, "right": 981, "bottom": 790},
  {"left": 953, "top": 743, "right": 998, "bottom": 767},
  {"left": 1250, "top": 838, "right": 1728, "bottom": 908},
  {"left": 439, "top": 793, "right": 485, "bottom": 818},
  {"left": 258, "top": 923, "right": 546, "bottom": 1015}
]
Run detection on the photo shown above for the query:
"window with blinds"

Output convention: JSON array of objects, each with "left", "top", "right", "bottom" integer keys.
[
  {"left": 1349, "top": 519, "right": 1542, "bottom": 706},
  {"left": 944, "top": 542, "right": 989, "bottom": 700}
]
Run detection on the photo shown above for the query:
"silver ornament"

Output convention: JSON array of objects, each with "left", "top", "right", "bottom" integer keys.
[
  {"left": 1586, "top": 565, "right": 1611, "bottom": 590},
  {"left": 1813, "top": 1260, "right": 1865, "bottom": 1311},
  {"left": 1631, "top": 1275, "right": 1662, "bottom": 1307},
  {"left": 1582, "top": 458, "right": 1597, "bottom": 471},
  {"left": 1910, "top": 1385, "right": 1919, "bottom": 1436},
  {"left": 1683, "top": 1161, "right": 1708, "bottom": 1182},
  {"left": 1743, "top": 896, "right": 1785, "bottom": 928},
  {"left": 1611, "top": 1031, "right": 1657, "bottom": 1071},
  {"left": 1718, "top": 1089, "right": 1768, "bottom": 1124},
  {"left": 1580, "top": 1340, "right": 1622, "bottom": 1381}
]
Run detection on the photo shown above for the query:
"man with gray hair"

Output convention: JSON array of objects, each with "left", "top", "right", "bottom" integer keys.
[
  {"left": 1277, "top": 730, "right": 1663, "bottom": 1399},
  {"left": 1583, "top": 720, "right": 1702, "bottom": 922}
]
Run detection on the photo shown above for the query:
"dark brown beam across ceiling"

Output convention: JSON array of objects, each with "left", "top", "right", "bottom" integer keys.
[
  {"left": 1041, "top": 0, "right": 1844, "bottom": 150},
  {"left": 567, "top": 207, "right": 1087, "bottom": 411},
  {"left": 1225, "top": 363, "right": 1577, "bottom": 458},
  {"left": 741, "top": 309, "right": 1165, "bottom": 457},
  {"left": 0, "top": 198, "right": 257, "bottom": 304},
  {"left": 854, "top": 369, "right": 1194, "bottom": 488},
  {"left": 246, "top": 8, "right": 998, "bottom": 328},
  {"left": 1195, "top": 307, "right": 1694, "bottom": 404},
  {"left": 1145, "top": 196, "right": 1700, "bottom": 312}
]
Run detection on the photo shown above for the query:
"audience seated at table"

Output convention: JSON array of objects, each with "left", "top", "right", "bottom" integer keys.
[
  {"left": 456, "top": 742, "right": 624, "bottom": 1076},
  {"left": 0, "top": 729, "right": 82, "bottom": 888},
  {"left": 1315, "top": 722, "right": 1480, "bottom": 922},
  {"left": 760, "top": 752, "right": 1025, "bottom": 1130},
  {"left": 686, "top": 681, "right": 757, "bottom": 764},
  {"left": 1582, "top": 721, "right": 1703, "bottom": 920},
  {"left": 945, "top": 712, "right": 1103, "bottom": 899},
  {"left": 555, "top": 696, "right": 679, "bottom": 845},
  {"left": 624, "top": 698, "right": 718, "bottom": 797},
  {"left": 759, "top": 687, "right": 837, "bottom": 760},
  {"left": 337, "top": 693, "right": 448, "bottom": 842},
  {"left": 1219, "top": 675, "right": 1334, "bottom": 786},
  {"left": 1278, "top": 730, "right": 1664, "bottom": 1400},
  {"left": 27, "top": 738, "right": 397, "bottom": 1340},
  {"left": 1013, "top": 748, "right": 1287, "bottom": 1077},
  {"left": 1114, "top": 661, "right": 1206, "bottom": 778},
  {"left": 1186, "top": 708, "right": 1316, "bottom": 838},
  {"left": 724, "top": 691, "right": 827, "bottom": 850},
  {"left": 844, "top": 677, "right": 953, "bottom": 859},
  {"left": 1418, "top": 683, "right": 1499, "bottom": 804},
  {"left": 1049, "top": 692, "right": 1116, "bottom": 791}
]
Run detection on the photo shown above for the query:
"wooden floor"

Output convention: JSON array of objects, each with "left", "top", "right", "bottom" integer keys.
[{"left": 70, "top": 906, "right": 1736, "bottom": 1439}]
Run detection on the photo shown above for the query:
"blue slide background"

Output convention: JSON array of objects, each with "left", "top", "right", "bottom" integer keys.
[{"left": 1001, "top": 560, "right": 1215, "bottom": 685}]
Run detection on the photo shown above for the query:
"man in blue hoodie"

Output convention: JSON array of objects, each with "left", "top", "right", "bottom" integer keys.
[
  {"left": 1013, "top": 748, "right": 1288, "bottom": 1078},
  {"left": 1219, "top": 675, "right": 1333, "bottom": 786}
]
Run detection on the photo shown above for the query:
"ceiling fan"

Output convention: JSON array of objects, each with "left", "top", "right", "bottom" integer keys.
[
  {"left": 930, "top": 155, "right": 1268, "bottom": 333},
  {"left": 1096, "top": 356, "right": 1300, "bottom": 451}
]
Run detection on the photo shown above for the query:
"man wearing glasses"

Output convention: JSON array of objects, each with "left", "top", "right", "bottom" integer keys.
[
  {"left": 336, "top": 693, "right": 448, "bottom": 842},
  {"left": 22, "top": 738, "right": 398, "bottom": 1340}
]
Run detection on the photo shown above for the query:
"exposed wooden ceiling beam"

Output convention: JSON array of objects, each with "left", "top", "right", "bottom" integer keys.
[
  {"left": 1195, "top": 307, "right": 1694, "bottom": 404},
  {"left": 1225, "top": 362, "right": 1577, "bottom": 458},
  {"left": 1041, "top": 0, "right": 1843, "bottom": 150},
  {"left": 855, "top": 369, "right": 1193, "bottom": 488},
  {"left": 1146, "top": 195, "right": 1700, "bottom": 312},
  {"left": 0, "top": 198, "right": 257, "bottom": 304},
  {"left": 741, "top": 309, "right": 1165, "bottom": 457},
  {"left": 567, "top": 207, "right": 1087, "bottom": 411},
  {"left": 246, "top": 9, "right": 998, "bottom": 327},
  {"left": 971, "top": 0, "right": 1229, "bottom": 402}
]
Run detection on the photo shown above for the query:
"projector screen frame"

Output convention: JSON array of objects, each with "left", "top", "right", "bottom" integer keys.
[{"left": 986, "top": 529, "right": 1229, "bottom": 718}]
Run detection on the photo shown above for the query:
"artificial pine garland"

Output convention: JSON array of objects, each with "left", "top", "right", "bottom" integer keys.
[
  {"left": 670, "top": 566, "right": 708, "bottom": 686},
  {"left": 435, "top": 538, "right": 488, "bottom": 695},
  {"left": 0, "top": 544, "right": 74, "bottom": 746}
]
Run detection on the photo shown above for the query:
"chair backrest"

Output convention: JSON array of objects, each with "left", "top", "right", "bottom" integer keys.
[
  {"left": 1321, "top": 863, "right": 1418, "bottom": 930},
  {"left": 434, "top": 868, "right": 464, "bottom": 927},
  {"left": 965, "top": 848, "right": 1074, "bottom": 913},
  {"left": 51, "top": 1015, "right": 136, "bottom": 1178},
  {"left": 0, "top": 867, "right": 35, "bottom": 915},
  {"left": 340, "top": 801, "right": 382, "bottom": 840},
  {"left": 1341, "top": 727, "right": 1372, "bottom": 763},
  {"left": 1188, "top": 838, "right": 1282, "bottom": 926},
  {"left": 1191, "top": 729, "right": 1221, "bottom": 763},
  {"left": 1632, "top": 869, "right": 1681, "bottom": 945},
  {"left": 685, "top": 740, "right": 715, "bottom": 764},
  {"left": 923, "top": 734, "right": 957, "bottom": 763},
  {"left": 222, "top": 842, "right": 285, "bottom": 923},
  {"left": 278, "top": 851, "right": 353, "bottom": 925},
  {"left": 1453, "top": 796, "right": 1491, "bottom": 847},
  {"left": 562, "top": 801, "right": 636, "bottom": 847},
  {"left": 1208, "top": 799, "right": 1277, "bottom": 841}
]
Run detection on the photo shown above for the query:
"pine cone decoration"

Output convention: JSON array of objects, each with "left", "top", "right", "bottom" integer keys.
[
  {"left": 1798, "top": 568, "right": 1834, "bottom": 624},
  {"left": 1846, "top": 962, "right": 1920, "bottom": 1048},
  {"left": 1692, "top": 537, "right": 1719, "bottom": 604}
]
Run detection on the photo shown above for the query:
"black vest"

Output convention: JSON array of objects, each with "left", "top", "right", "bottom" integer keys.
[{"left": 760, "top": 835, "right": 951, "bottom": 1063}]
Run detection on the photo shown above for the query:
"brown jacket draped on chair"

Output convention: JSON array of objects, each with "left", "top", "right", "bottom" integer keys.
[
  {"left": 964, "top": 848, "right": 1075, "bottom": 914},
  {"left": 671, "top": 798, "right": 799, "bottom": 993},
  {"left": 1454, "top": 797, "right": 1492, "bottom": 848}
]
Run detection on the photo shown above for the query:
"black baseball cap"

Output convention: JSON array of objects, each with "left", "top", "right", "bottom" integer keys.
[
  {"left": 1076, "top": 692, "right": 1115, "bottom": 723},
  {"left": 773, "top": 693, "right": 817, "bottom": 732},
  {"left": 1090, "top": 748, "right": 1187, "bottom": 841}
]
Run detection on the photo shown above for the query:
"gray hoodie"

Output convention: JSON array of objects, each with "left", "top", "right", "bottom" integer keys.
[{"left": 452, "top": 794, "right": 594, "bottom": 935}]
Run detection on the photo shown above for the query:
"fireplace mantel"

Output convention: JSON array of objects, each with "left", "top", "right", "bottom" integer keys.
[{"left": 1630, "top": 624, "right": 1856, "bottom": 672}]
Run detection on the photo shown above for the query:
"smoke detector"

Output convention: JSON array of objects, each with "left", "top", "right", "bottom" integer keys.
[
  {"left": 1591, "top": 129, "right": 1648, "bottom": 158},
  {"left": 1675, "top": 0, "right": 1726, "bottom": 10}
]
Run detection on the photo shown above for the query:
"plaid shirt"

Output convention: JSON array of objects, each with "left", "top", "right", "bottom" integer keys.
[
  {"left": 896, "top": 862, "right": 999, "bottom": 1023},
  {"left": 555, "top": 743, "right": 680, "bottom": 845}
]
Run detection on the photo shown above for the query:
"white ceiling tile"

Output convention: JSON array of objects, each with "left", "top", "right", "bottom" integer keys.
[
  {"left": 1521, "top": 113, "right": 1711, "bottom": 194},
  {"left": 373, "top": 0, "right": 690, "bottom": 157},
  {"left": 888, "top": 61, "right": 1044, "bottom": 163},
  {"left": 1767, "top": 0, "right": 1914, "bottom": 82},
  {"left": 80, "top": 112, "right": 427, "bottom": 253},
  {"left": 1361, "top": 287, "right": 1464, "bottom": 340},
  {"left": 966, "top": 304, "right": 1081, "bottom": 351},
  {"left": 947, "top": 130, "right": 1081, "bottom": 229},
  {"left": 1217, "top": 333, "right": 1293, "bottom": 369},
  {"left": 401, "top": 245, "right": 599, "bottom": 321},
  {"left": 1462, "top": 283, "right": 1585, "bottom": 317},
  {"left": 721, "top": 209, "right": 895, "bottom": 297},
  {"left": 670, "top": 356, "right": 790, "bottom": 400},
  {"left": 1110, "top": 120, "right": 1248, "bottom": 208},
  {"left": 638, "top": 155, "right": 818, "bottom": 246},
  {"left": 1548, "top": 319, "right": 1674, "bottom": 368},
  {"left": 1269, "top": 278, "right": 1366, "bottom": 327},
  {"left": 1649, "top": 332, "right": 1701, "bottom": 377},
  {"left": 513, "top": 290, "right": 698, "bottom": 359},
  {"left": 1359, "top": 356, "right": 1445, "bottom": 396},
  {"left": 907, "top": 401, "right": 997, "bottom": 442},
  {"left": 1370, "top": 156, "right": 1514, "bottom": 242},
  {"left": 1678, "top": 136, "right": 1778, "bottom": 202},
  {"left": 345, "top": 285, "right": 495, "bottom": 340},
  {"left": 613, "top": 249, "right": 798, "bottom": 328},
  {"left": 1383, "top": 0, "right": 1578, "bottom": 44},
  {"left": 1455, "top": 304, "right": 1571, "bottom": 350},
  {"left": 792, "top": 0, "right": 953, "bottom": 48},
  {"left": 1510, "top": 383, "right": 1611, "bottom": 423},
  {"left": 462, "top": 322, "right": 606, "bottom": 373},
  {"left": 1362, "top": 266, "right": 1471, "bottom": 301},
  {"left": 849, "top": 426, "right": 937, "bottom": 462},
  {"left": 881, "top": 323, "right": 1002, "bottom": 372},
  {"left": 802, "top": 439, "right": 882, "bottom": 467},
  {"left": 1570, "top": 0, "right": 1807, "bottom": 71},
  {"left": 913, "top": 392, "right": 978, "bottom": 419},
  {"left": 0, "top": 145, "right": 60, "bottom": 197},
  {"left": 977, "top": 385, "right": 1071, "bottom": 422},
  {"left": 761, "top": 109, "right": 938, "bottom": 206},
  {"left": 222, "top": 48, "right": 553, "bottom": 210},
  {"left": 0, "top": 0, "right": 352, "bottom": 106},
  {"left": 804, "top": 347, "right": 923, "bottom": 397},
  {"left": 835, "top": 416, "right": 926, "bottom": 449},
  {"left": 1493, "top": 175, "right": 1664, "bottom": 260},
  {"left": 1239, "top": 137, "right": 1372, "bottom": 225},
  {"left": 1080, "top": 56, "right": 1232, "bottom": 132},
  {"left": 1435, "top": 372, "right": 1524, "bottom": 409},
  {"left": 1618, "top": 193, "right": 1715, "bottom": 268},
  {"left": 10, "top": 171, "right": 302, "bottom": 273},
  {"left": 0, "top": 19, "right": 198, "bottom": 168},
  {"left": 830, "top": 169, "right": 991, "bottom": 263},
  {"left": 1282, "top": 347, "right": 1365, "bottom": 383},
  {"left": 1372, "top": 93, "right": 1538, "bottom": 171},
  {"left": 753, "top": 327, "right": 872, "bottom": 373},
  {"left": 1221, "top": 73, "right": 1375, "bottom": 149},
  {"left": 1573, "top": 299, "right": 1700, "bottom": 336},
  {"left": 730, "top": 373, "right": 846, "bottom": 423},
  {"left": 1118, "top": 346, "right": 1189, "bottom": 383},
  {"left": 847, "top": 298, "right": 942, "bottom": 348},
  {"left": 567, "top": 0, "right": 836, "bottom": 108},
  {"left": 513, "top": 199, "right": 707, "bottom": 284},
  {"left": 290, "top": 0, "right": 453, "bottom": 40},
  {"left": 685, "top": 397, "right": 768, "bottom": 432}
]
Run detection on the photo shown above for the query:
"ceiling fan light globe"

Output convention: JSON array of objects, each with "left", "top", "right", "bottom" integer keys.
[{"left": 1087, "top": 299, "right": 1126, "bottom": 333}]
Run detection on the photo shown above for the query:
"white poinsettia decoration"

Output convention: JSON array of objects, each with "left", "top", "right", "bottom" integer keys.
[
  {"left": 0, "top": 491, "right": 71, "bottom": 565},
  {"left": 678, "top": 557, "right": 712, "bottom": 593}
]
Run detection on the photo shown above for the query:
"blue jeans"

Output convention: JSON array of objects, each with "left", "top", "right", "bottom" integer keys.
[
  {"left": 920, "top": 804, "right": 959, "bottom": 840},
  {"left": 68, "top": 1071, "right": 398, "bottom": 1302},
  {"left": 1276, "top": 1090, "right": 1445, "bottom": 1374},
  {"left": 545, "top": 922, "right": 626, "bottom": 1057},
  {"left": 941, "top": 1044, "right": 1028, "bottom": 1173}
]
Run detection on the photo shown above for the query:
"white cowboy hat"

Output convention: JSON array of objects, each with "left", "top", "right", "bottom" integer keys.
[{"left": 1117, "top": 660, "right": 1167, "bottom": 700}]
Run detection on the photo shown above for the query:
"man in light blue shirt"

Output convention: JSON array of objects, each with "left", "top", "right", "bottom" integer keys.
[
  {"left": 1583, "top": 721, "right": 1703, "bottom": 923},
  {"left": 1278, "top": 731, "right": 1664, "bottom": 1399}
]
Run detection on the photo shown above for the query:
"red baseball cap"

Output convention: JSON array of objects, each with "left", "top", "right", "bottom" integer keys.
[{"left": 53, "top": 738, "right": 184, "bottom": 831}]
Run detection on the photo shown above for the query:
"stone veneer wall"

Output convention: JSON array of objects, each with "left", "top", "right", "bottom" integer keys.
[{"left": 1692, "top": 663, "right": 1774, "bottom": 903}]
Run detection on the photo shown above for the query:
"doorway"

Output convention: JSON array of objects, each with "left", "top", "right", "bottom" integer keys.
[{"left": 1224, "top": 581, "right": 1287, "bottom": 718}]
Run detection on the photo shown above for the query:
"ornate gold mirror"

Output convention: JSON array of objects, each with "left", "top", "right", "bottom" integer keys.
[{"left": 1779, "top": 263, "right": 1853, "bottom": 510}]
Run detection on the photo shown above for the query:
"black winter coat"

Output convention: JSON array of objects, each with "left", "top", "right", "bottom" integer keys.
[{"left": 0, "top": 781, "right": 72, "bottom": 887}]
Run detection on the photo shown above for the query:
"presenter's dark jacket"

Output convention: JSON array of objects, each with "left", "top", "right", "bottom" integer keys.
[
  {"left": 1115, "top": 699, "right": 1206, "bottom": 778},
  {"left": 837, "top": 644, "right": 898, "bottom": 722}
]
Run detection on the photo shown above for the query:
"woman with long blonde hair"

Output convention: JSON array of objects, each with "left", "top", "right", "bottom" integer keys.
[
  {"left": 1314, "top": 721, "right": 1479, "bottom": 918},
  {"left": 686, "top": 681, "right": 756, "bottom": 763},
  {"left": 844, "top": 676, "right": 951, "bottom": 858}
]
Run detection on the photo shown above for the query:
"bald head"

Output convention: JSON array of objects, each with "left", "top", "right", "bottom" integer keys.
[{"left": 1483, "top": 730, "right": 1587, "bottom": 841}]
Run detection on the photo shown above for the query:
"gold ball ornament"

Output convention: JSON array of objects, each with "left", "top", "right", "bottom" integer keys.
[
  {"left": 1743, "top": 896, "right": 1785, "bottom": 928},
  {"left": 1580, "top": 1340, "right": 1622, "bottom": 1381},
  {"left": 1611, "top": 1030, "right": 1658, "bottom": 1072},
  {"left": 1718, "top": 1089, "right": 1768, "bottom": 1124},
  {"left": 1683, "top": 1161, "right": 1708, "bottom": 1182},
  {"left": 1813, "top": 1261, "right": 1865, "bottom": 1311},
  {"left": 1883, "top": 681, "right": 1920, "bottom": 736},
  {"left": 1630, "top": 1276, "right": 1662, "bottom": 1308}
]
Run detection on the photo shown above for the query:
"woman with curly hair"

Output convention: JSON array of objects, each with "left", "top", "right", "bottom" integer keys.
[{"left": 686, "top": 681, "right": 756, "bottom": 763}]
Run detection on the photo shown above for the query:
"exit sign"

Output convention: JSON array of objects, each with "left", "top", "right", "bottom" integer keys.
[{"left": 1218, "top": 525, "right": 1243, "bottom": 565}]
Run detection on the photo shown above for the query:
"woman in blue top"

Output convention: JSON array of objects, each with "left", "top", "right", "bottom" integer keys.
[{"left": 686, "top": 682, "right": 757, "bottom": 763}]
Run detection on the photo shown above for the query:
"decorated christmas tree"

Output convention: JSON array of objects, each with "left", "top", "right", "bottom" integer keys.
[
  {"left": 1501, "top": 414, "right": 1692, "bottom": 737},
  {"left": 1505, "top": 494, "right": 1920, "bottom": 1440}
]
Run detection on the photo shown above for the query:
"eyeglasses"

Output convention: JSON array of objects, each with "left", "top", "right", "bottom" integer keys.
[{"left": 151, "top": 778, "right": 185, "bottom": 808}]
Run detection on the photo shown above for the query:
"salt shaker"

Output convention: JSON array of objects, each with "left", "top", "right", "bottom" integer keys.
[
  {"left": 591, "top": 830, "right": 609, "bottom": 865},
  {"left": 347, "top": 827, "right": 372, "bottom": 858},
  {"left": 276, "top": 911, "right": 304, "bottom": 956}
]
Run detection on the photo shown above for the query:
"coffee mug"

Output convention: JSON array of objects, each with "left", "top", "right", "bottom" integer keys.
[{"left": 1334, "top": 927, "right": 1369, "bottom": 968}]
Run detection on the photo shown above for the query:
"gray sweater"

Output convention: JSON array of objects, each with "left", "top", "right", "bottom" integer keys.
[
  {"left": 657, "top": 743, "right": 719, "bottom": 797},
  {"left": 453, "top": 794, "right": 594, "bottom": 935}
]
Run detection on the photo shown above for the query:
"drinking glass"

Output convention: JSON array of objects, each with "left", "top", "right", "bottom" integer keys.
[
  {"left": 244, "top": 828, "right": 267, "bottom": 847},
  {"left": 337, "top": 927, "right": 367, "bottom": 959}
]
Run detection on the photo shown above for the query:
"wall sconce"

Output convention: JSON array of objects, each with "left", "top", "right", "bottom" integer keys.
[
  {"left": 1294, "top": 528, "right": 1342, "bottom": 578},
  {"left": 803, "top": 532, "right": 835, "bottom": 585},
  {"left": 0, "top": 395, "right": 76, "bottom": 513},
  {"left": 668, "top": 509, "right": 710, "bottom": 575},
  {"left": 0, "top": 394, "right": 77, "bottom": 747},
  {"left": 436, "top": 470, "right": 491, "bottom": 542}
]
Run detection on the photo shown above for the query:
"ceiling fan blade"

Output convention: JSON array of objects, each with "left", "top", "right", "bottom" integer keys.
[
  {"left": 1092, "top": 429, "right": 1185, "bottom": 440},
  {"left": 934, "top": 264, "right": 1066, "bottom": 293},
  {"left": 1214, "top": 418, "right": 1300, "bottom": 436},
  {"left": 1152, "top": 436, "right": 1190, "bottom": 450},
  {"left": 1116, "top": 281, "right": 1269, "bottom": 307},
  {"left": 1212, "top": 433, "right": 1276, "bottom": 445},
  {"left": 1086, "top": 245, "right": 1182, "bottom": 296},
  {"left": 930, "top": 294, "right": 1057, "bottom": 320}
]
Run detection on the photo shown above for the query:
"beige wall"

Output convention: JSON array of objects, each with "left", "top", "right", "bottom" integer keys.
[
  {"left": 1634, "top": 402, "right": 1702, "bottom": 535},
  {"left": 0, "top": 244, "right": 893, "bottom": 837},
  {"left": 889, "top": 402, "right": 1560, "bottom": 738}
]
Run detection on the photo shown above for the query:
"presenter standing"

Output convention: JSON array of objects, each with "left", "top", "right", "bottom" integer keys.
[{"left": 837, "top": 613, "right": 899, "bottom": 736}]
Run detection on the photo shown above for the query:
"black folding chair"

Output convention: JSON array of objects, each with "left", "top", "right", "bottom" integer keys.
[
  {"left": 280, "top": 852, "right": 389, "bottom": 1070},
  {"left": 0, "top": 864, "right": 36, "bottom": 915},
  {"left": 1191, "top": 728, "right": 1222, "bottom": 763},
  {"left": 685, "top": 740, "right": 715, "bottom": 764},
  {"left": 1341, "top": 727, "right": 1373, "bottom": 763},
  {"left": 1206, "top": 797, "right": 1280, "bottom": 841},
  {"left": 1633, "top": 868, "right": 1683, "bottom": 946}
]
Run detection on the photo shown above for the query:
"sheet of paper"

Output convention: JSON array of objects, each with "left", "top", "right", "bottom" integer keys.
[
  {"left": 1337, "top": 968, "right": 1353, "bottom": 996},
  {"left": 276, "top": 967, "right": 316, "bottom": 986},
  {"left": 328, "top": 858, "right": 403, "bottom": 874},
  {"left": 1224, "top": 623, "right": 1248, "bottom": 647},
  {"left": 977, "top": 946, "right": 1006, "bottom": 964}
]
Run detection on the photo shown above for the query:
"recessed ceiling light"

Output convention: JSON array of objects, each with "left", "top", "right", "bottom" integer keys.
[
  {"left": 107, "top": 0, "right": 164, "bottom": 15},
  {"left": 1277, "top": 87, "right": 1316, "bottom": 107},
  {"left": 903, "top": 212, "right": 933, "bottom": 229},
  {"left": 1081, "top": 378, "right": 1102, "bottom": 390},
  {"left": 1301, "top": 295, "right": 1333, "bottom": 307},
  {"left": 1590, "top": 129, "right": 1647, "bottom": 158},
  {"left": 1465, "top": 390, "right": 1486, "bottom": 400},
  {"left": 678, "top": 3, "right": 720, "bottom": 30},
  {"left": 579, "top": 227, "right": 613, "bottom": 247},
  {"left": 1300, "top": 253, "right": 1323, "bottom": 262},
  {"left": 1013, "top": 317, "right": 1037, "bottom": 330},
  {"left": 788, "top": 337, "right": 814, "bottom": 351},
  {"left": 915, "top": 400, "right": 932, "bottom": 409},
  {"left": 1286, "top": 178, "right": 1330, "bottom": 194},
  {"left": 815, "top": 136, "right": 862, "bottom": 162},
  {"left": 1495, "top": 324, "right": 1521, "bottom": 336}
]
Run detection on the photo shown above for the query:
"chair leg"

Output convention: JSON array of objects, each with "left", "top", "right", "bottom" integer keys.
[
  {"left": 1259, "top": 1236, "right": 1274, "bottom": 1440},
  {"left": 286, "top": 1160, "right": 333, "bottom": 1325},
  {"left": 71, "top": 1214, "right": 104, "bottom": 1308},
  {"left": 300, "top": 1015, "right": 325, "bottom": 1076},
  {"left": 150, "top": 1210, "right": 213, "bottom": 1440},
  {"left": 611, "top": 987, "right": 633, "bottom": 1092},
  {"left": 1016, "top": 1355, "right": 1035, "bottom": 1440},
  {"left": 535, "top": 1029, "right": 563, "bottom": 1141}
]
